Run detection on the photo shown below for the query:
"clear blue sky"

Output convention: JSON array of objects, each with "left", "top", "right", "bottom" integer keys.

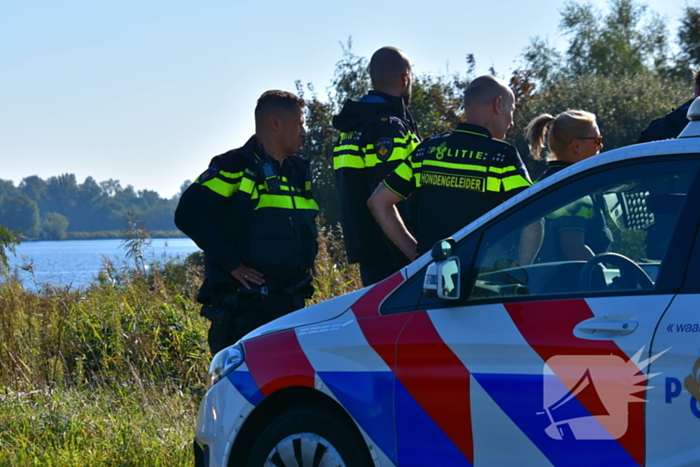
[{"left": 1, "top": 0, "right": 690, "bottom": 199}]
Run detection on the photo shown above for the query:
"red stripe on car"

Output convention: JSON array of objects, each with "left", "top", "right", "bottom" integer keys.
[
  {"left": 245, "top": 329, "right": 315, "bottom": 396},
  {"left": 505, "top": 300, "right": 645, "bottom": 467},
  {"left": 396, "top": 311, "right": 474, "bottom": 464}
]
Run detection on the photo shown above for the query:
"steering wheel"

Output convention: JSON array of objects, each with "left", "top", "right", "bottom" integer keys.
[
  {"left": 493, "top": 258, "right": 529, "bottom": 285},
  {"left": 578, "top": 252, "right": 654, "bottom": 291}
]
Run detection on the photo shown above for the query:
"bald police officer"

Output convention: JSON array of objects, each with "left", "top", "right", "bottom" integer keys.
[
  {"left": 332, "top": 46, "right": 422, "bottom": 286},
  {"left": 368, "top": 75, "right": 532, "bottom": 260}
]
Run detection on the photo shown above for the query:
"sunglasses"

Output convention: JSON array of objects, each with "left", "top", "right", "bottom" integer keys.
[{"left": 576, "top": 135, "right": 604, "bottom": 147}]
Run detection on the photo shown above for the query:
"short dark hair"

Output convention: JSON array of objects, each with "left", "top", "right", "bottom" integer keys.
[
  {"left": 369, "top": 46, "right": 411, "bottom": 90},
  {"left": 255, "top": 90, "right": 305, "bottom": 127},
  {"left": 695, "top": 70, "right": 700, "bottom": 89}
]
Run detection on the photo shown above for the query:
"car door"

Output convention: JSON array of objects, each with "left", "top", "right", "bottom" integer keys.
[
  {"left": 647, "top": 196, "right": 700, "bottom": 467},
  {"left": 388, "top": 156, "right": 700, "bottom": 466}
]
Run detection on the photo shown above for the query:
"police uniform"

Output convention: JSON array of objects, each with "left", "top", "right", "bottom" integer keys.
[
  {"left": 637, "top": 99, "right": 694, "bottom": 143},
  {"left": 383, "top": 122, "right": 531, "bottom": 255},
  {"left": 535, "top": 161, "right": 612, "bottom": 261},
  {"left": 175, "top": 136, "right": 318, "bottom": 354},
  {"left": 332, "top": 91, "right": 421, "bottom": 286}
]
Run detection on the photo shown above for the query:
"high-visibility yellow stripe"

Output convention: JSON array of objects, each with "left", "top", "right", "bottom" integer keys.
[
  {"left": 334, "top": 154, "right": 365, "bottom": 170},
  {"left": 334, "top": 132, "right": 420, "bottom": 170},
  {"left": 219, "top": 169, "right": 243, "bottom": 180},
  {"left": 422, "top": 160, "right": 488, "bottom": 172},
  {"left": 364, "top": 146, "right": 413, "bottom": 166},
  {"left": 201, "top": 177, "right": 239, "bottom": 197},
  {"left": 502, "top": 174, "right": 531, "bottom": 191},
  {"left": 240, "top": 177, "right": 255, "bottom": 194},
  {"left": 486, "top": 176, "right": 501, "bottom": 192},
  {"left": 334, "top": 143, "right": 361, "bottom": 153},
  {"left": 254, "top": 194, "right": 319, "bottom": 210},
  {"left": 395, "top": 162, "right": 414, "bottom": 181},
  {"left": 488, "top": 165, "right": 518, "bottom": 174}
]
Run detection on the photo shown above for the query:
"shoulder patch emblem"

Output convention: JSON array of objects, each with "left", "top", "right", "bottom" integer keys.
[
  {"left": 197, "top": 166, "right": 219, "bottom": 184},
  {"left": 376, "top": 137, "right": 393, "bottom": 161}
]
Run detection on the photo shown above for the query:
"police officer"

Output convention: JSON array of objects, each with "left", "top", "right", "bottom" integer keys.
[
  {"left": 637, "top": 70, "right": 700, "bottom": 143},
  {"left": 175, "top": 90, "right": 318, "bottom": 355},
  {"left": 368, "top": 75, "right": 532, "bottom": 259},
  {"left": 332, "top": 46, "right": 421, "bottom": 286},
  {"left": 525, "top": 110, "right": 611, "bottom": 262}
]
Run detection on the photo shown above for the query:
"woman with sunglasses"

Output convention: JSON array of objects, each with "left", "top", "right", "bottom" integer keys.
[{"left": 525, "top": 110, "right": 612, "bottom": 262}]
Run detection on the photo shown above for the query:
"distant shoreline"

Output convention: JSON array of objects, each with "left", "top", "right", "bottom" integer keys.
[{"left": 20, "top": 230, "right": 186, "bottom": 242}]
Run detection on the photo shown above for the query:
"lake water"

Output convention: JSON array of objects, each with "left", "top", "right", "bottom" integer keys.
[{"left": 5, "top": 238, "right": 201, "bottom": 290}]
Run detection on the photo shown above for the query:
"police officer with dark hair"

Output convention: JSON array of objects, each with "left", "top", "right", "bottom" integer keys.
[
  {"left": 637, "top": 70, "right": 700, "bottom": 143},
  {"left": 369, "top": 75, "right": 533, "bottom": 260},
  {"left": 332, "top": 46, "right": 422, "bottom": 286},
  {"left": 175, "top": 90, "right": 318, "bottom": 355}
]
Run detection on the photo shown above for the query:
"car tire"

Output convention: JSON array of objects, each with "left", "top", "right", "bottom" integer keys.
[{"left": 246, "top": 404, "right": 372, "bottom": 467}]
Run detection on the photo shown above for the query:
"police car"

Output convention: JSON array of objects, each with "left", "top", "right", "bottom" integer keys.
[{"left": 194, "top": 100, "right": 700, "bottom": 467}]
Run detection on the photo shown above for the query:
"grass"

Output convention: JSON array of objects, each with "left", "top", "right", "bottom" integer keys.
[{"left": 0, "top": 222, "right": 361, "bottom": 466}]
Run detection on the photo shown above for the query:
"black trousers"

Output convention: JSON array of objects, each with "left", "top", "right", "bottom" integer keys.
[{"left": 207, "top": 293, "right": 303, "bottom": 356}]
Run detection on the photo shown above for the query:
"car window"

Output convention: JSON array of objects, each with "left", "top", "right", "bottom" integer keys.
[{"left": 467, "top": 158, "right": 700, "bottom": 301}]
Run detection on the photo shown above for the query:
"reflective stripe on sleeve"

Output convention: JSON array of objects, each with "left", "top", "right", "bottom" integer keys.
[
  {"left": 502, "top": 174, "right": 532, "bottom": 191},
  {"left": 254, "top": 194, "right": 319, "bottom": 210},
  {"left": 422, "top": 160, "right": 487, "bottom": 172},
  {"left": 200, "top": 177, "right": 239, "bottom": 197}
]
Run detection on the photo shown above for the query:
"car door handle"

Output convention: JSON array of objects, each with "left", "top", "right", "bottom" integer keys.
[{"left": 576, "top": 320, "right": 638, "bottom": 336}]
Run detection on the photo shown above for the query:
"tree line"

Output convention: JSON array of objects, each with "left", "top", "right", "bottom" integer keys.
[
  {"left": 1, "top": 0, "right": 699, "bottom": 259},
  {"left": 0, "top": 174, "right": 185, "bottom": 240}
]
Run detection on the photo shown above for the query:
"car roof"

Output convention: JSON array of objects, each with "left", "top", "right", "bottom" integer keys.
[{"left": 405, "top": 100, "right": 700, "bottom": 277}]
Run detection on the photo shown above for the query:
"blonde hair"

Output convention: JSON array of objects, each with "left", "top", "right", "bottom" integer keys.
[{"left": 525, "top": 110, "right": 597, "bottom": 160}]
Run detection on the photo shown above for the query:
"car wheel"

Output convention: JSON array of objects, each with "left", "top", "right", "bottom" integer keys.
[{"left": 246, "top": 404, "right": 372, "bottom": 467}]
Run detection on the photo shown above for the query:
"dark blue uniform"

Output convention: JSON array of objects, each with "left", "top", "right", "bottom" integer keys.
[
  {"left": 175, "top": 136, "right": 318, "bottom": 353},
  {"left": 332, "top": 91, "right": 421, "bottom": 285},
  {"left": 383, "top": 123, "right": 531, "bottom": 255}
]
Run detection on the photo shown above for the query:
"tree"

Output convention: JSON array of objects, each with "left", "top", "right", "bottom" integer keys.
[
  {"left": 330, "top": 38, "right": 371, "bottom": 110},
  {"left": 44, "top": 173, "right": 79, "bottom": 215},
  {"left": 524, "top": 0, "right": 672, "bottom": 81},
  {"left": 41, "top": 212, "right": 69, "bottom": 240},
  {"left": 677, "top": 5, "right": 700, "bottom": 70},
  {"left": 0, "top": 194, "right": 40, "bottom": 237},
  {"left": 100, "top": 179, "right": 123, "bottom": 197},
  {"left": 410, "top": 65, "right": 471, "bottom": 138},
  {"left": 19, "top": 175, "right": 47, "bottom": 203},
  {"left": 296, "top": 85, "right": 339, "bottom": 226},
  {"left": 0, "top": 180, "right": 17, "bottom": 197}
]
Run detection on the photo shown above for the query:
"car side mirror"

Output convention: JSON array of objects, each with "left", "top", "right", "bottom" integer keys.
[
  {"left": 431, "top": 238, "right": 457, "bottom": 261},
  {"left": 437, "top": 257, "right": 461, "bottom": 300},
  {"left": 423, "top": 256, "right": 461, "bottom": 301}
]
